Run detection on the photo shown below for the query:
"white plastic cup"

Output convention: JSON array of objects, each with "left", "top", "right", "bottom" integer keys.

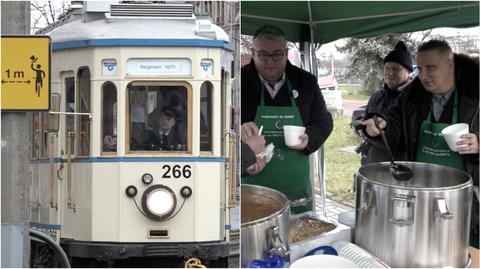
[
  {"left": 441, "top": 123, "right": 469, "bottom": 152},
  {"left": 283, "top": 125, "right": 306, "bottom": 147}
]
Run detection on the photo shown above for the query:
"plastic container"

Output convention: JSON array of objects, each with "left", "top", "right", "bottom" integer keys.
[
  {"left": 338, "top": 211, "right": 355, "bottom": 241},
  {"left": 248, "top": 254, "right": 287, "bottom": 268},
  {"left": 290, "top": 255, "right": 357, "bottom": 268},
  {"left": 288, "top": 212, "right": 351, "bottom": 261},
  {"left": 304, "top": 245, "right": 338, "bottom": 256},
  {"left": 331, "top": 240, "right": 390, "bottom": 268}
]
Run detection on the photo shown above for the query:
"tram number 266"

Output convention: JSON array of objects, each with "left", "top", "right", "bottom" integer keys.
[{"left": 162, "top": 165, "right": 192, "bottom": 179}]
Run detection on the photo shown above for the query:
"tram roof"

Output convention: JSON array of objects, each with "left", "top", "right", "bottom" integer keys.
[{"left": 43, "top": 4, "right": 231, "bottom": 51}]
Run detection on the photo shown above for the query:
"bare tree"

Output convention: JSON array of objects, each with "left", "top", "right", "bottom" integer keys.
[
  {"left": 31, "top": 0, "right": 66, "bottom": 34},
  {"left": 337, "top": 33, "right": 420, "bottom": 94},
  {"left": 240, "top": 34, "right": 253, "bottom": 54}
]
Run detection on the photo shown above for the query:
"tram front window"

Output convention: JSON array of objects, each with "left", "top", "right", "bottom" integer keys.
[{"left": 128, "top": 83, "right": 188, "bottom": 152}]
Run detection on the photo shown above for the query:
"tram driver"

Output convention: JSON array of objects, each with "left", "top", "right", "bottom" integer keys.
[{"left": 142, "top": 105, "right": 186, "bottom": 151}]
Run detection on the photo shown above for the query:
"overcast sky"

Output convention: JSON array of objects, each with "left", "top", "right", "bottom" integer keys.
[
  {"left": 317, "top": 26, "right": 480, "bottom": 60},
  {"left": 31, "top": 0, "right": 479, "bottom": 60}
]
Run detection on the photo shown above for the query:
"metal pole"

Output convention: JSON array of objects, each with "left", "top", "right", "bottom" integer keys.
[
  {"left": 317, "top": 148, "right": 327, "bottom": 218},
  {"left": 307, "top": 1, "right": 326, "bottom": 217},
  {"left": 1, "top": 1, "right": 31, "bottom": 267}
]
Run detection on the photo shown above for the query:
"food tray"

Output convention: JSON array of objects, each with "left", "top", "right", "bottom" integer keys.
[{"left": 289, "top": 212, "right": 351, "bottom": 262}]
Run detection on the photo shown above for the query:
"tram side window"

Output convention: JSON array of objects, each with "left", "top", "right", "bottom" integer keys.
[
  {"left": 128, "top": 83, "right": 188, "bottom": 152},
  {"left": 41, "top": 112, "right": 49, "bottom": 158},
  {"left": 77, "top": 68, "right": 91, "bottom": 156},
  {"left": 200, "top": 82, "right": 213, "bottom": 151},
  {"left": 102, "top": 82, "right": 117, "bottom": 153},
  {"left": 31, "top": 112, "right": 49, "bottom": 159},
  {"left": 65, "top": 77, "right": 75, "bottom": 155}
]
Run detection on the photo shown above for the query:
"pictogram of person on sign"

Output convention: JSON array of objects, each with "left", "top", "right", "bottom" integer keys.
[{"left": 30, "top": 55, "right": 46, "bottom": 97}]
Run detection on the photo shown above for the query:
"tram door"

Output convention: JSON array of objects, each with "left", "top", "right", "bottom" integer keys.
[{"left": 60, "top": 71, "right": 77, "bottom": 235}]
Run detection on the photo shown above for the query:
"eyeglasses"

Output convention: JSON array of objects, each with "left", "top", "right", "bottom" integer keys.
[{"left": 253, "top": 49, "right": 286, "bottom": 62}]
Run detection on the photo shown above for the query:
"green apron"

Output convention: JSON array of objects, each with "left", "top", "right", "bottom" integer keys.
[
  {"left": 242, "top": 78, "right": 312, "bottom": 214},
  {"left": 415, "top": 89, "right": 464, "bottom": 170},
  {"left": 415, "top": 90, "right": 479, "bottom": 247}
]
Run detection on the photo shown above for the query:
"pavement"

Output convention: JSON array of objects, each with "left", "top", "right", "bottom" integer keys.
[{"left": 314, "top": 188, "right": 354, "bottom": 221}]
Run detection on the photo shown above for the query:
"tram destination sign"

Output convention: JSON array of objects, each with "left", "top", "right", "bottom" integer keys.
[
  {"left": 1, "top": 36, "right": 51, "bottom": 111},
  {"left": 127, "top": 58, "right": 192, "bottom": 76}
]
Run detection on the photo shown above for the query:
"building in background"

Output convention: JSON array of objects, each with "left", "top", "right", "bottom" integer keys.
[{"left": 192, "top": 1, "right": 240, "bottom": 132}]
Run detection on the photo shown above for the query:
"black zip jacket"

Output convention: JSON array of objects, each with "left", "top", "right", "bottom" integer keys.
[
  {"left": 361, "top": 81, "right": 409, "bottom": 165},
  {"left": 241, "top": 142, "right": 257, "bottom": 175}
]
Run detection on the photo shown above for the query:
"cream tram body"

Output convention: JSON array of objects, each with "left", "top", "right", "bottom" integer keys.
[{"left": 29, "top": 4, "right": 235, "bottom": 266}]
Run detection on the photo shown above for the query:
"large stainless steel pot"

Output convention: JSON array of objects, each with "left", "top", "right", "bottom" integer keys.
[
  {"left": 241, "top": 184, "right": 290, "bottom": 267},
  {"left": 355, "top": 162, "right": 472, "bottom": 267}
]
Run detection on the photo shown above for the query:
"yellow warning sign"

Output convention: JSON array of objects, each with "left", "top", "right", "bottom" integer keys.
[{"left": 1, "top": 36, "right": 51, "bottom": 111}]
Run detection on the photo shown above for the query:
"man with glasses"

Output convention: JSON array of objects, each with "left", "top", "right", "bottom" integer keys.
[{"left": 241, "top": 25, "right": 333, "bottom": 214}]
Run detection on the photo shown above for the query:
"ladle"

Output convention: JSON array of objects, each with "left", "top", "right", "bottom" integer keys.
[{"left": 372, "top": 115, "right": 412, "bottom": 181}]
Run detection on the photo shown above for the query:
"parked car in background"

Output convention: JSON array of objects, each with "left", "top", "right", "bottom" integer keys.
[
  {"left": 317, "top": 62, "right": 343, "bottom": 117},
  {"left": 288, "top": 51, "right": 344, "bottom": 117},
  {"left": 410, "top": 64, "right": 418, "bottom": 78}
]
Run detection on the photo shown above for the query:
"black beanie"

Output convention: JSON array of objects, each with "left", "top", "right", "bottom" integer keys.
[{"left": 384, "top": 41, "right": 413, "bottom": 72}]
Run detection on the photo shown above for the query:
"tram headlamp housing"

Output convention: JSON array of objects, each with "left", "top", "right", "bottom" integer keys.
[
  {"left": 141, "top": 173, "right": 153, "bottom": 185},
  {"left": 180, "top": 186, "right": 192, "bottom": 198},
  {"left": 125, "top": 185, "right": 138, "bottom": 198},
  {"left": 141, "top": 185, "right": 177, "bottom": 221}
]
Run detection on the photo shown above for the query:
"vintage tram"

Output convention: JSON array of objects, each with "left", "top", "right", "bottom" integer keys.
[{"left": 29, "top": 2, "right": 237, "bottom": 267}]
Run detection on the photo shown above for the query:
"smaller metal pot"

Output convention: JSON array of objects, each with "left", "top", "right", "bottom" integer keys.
[{"left": 241, "top": 184, "right": 290, "bottom": 267}]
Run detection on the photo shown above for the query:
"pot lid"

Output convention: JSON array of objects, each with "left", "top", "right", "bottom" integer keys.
[{"left": 358, "top": 162, "right": 472, "bottom": 189}]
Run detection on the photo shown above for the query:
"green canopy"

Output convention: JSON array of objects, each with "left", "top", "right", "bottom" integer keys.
[{"left": 241, "top": 1, "right": 479, "bottom": 43}]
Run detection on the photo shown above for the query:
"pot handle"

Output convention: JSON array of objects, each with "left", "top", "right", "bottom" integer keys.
[
  {"left": 360, "top": 188, "right": 375, "bottom": 213},
  {"left": 435, "top": 198, "right": 453, "bottom": 220},
  {"left": 267, "top": 226, "right": 289, "bottom": 258},
  {"left": 388, "top": 196, "right": 415, "bottom": 226}
]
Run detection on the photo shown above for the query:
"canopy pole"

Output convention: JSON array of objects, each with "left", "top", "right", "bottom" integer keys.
[
  {"left": 307, "top": 1, "right": 317, "bottom": 77},
  {"left": 307, "top": 0, "right": 327, "bottom": 218}
]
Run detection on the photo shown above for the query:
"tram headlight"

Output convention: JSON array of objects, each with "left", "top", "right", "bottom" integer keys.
[
  {"left": 141, "top": 185, "right": 176, "bottom": 221},
  {"left": 141, "top": 173, "right": 153, "bottom": 185}
]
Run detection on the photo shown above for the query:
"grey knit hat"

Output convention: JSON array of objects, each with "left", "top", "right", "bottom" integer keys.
[{"left": 384, "top": 41, "right": 413, "bottom": 72}]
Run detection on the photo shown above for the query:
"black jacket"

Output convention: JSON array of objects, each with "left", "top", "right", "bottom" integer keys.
[
  {"left": 361, "top": 81, "right": 409, "bottom": 164},
  {"left": 241, "top": 142, "right": 257, "bottom": 175},
  {"left": 381, "top": 54, "right": 479, "bottom": 186},
  {"left": 142, "top": 128, "right": 185, "bottom": 151},
  {"left": 241, "top": 59, "right": 333, "bottom": 155}
]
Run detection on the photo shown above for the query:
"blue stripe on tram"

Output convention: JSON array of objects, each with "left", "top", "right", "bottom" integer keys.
[
  {"left": 52, "top": 38, "right": 235, "bottom": 51},
  {"left": 29, "top": 156, "right": 227, "bottom": 164}
]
